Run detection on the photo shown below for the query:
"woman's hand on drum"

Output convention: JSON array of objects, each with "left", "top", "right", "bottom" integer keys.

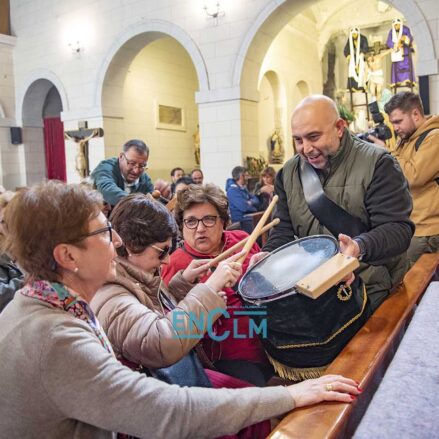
[
  {"left": 182, "top": 259, "right": 212, "bottom": 283},
  {"left": 248, "top": 251, "right": 269, "bottom": 268},
  {"left": 205, "top": 251, "right": 244, "bottom": 292},
  {"left": 286, "top": 374, "right": 361, "bottom": 408}
]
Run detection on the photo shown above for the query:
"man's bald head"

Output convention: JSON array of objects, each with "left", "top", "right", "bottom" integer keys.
[
  {"left": 291, "top": 95, "right": 345, "bottom": 170},
  {"left": 292, "top": 95, "right": 340, "bottom": 127}
]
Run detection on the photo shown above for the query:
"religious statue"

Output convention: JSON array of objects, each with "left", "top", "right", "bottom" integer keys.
[
  {"left": 343, "top": 27, "right": 369, "bottom": 91},
  {"left": 65, "top": 130, "right": 98, "bottom": 180},
  {"left": 193, "top": 124, "right": 200, "bottom": 166},
  {"left": 386, "top": 18, "right": 416, "bottom": 88},
  {"left": 269, "top": 129, "right": 284, "bottom": 164},
  {"left": 246, "top": 156, "right": 267, "bottom": 177},
  {"left": 366, "top": 47, "right": 391, "bottom": 100}
]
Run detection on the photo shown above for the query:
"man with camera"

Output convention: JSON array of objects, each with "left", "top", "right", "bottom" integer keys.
[
  {"left": 357, "top": 101, "right": 393, "bottom": 144},
  {"left": 259, "top": 95, "right": 414, "bottom": 312},
  {"left": 368, "top": 92, "right": 439, "bottom": 264}
]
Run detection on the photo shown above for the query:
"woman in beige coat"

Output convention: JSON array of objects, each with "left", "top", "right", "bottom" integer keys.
[{"left": 91, "top": 193, "right": 242, "bottom": 369}]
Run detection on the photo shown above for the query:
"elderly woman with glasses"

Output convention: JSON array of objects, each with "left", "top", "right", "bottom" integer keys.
[
  {"left": 91, "top": 193, "right": 242, "bottom": 370},
  {"left": 0, "top": 181, "right": 360, "bottom": 437},
  {"left": 162, "top": 184, "right": 271, "bottom": 386}
]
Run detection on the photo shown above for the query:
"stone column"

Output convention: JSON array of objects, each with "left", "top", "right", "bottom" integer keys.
[{"left": 197, "top": 88, "right": 261, "bottom": 188}]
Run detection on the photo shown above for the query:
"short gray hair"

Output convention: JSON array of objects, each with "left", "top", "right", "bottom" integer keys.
[{"left": 123, "top": 139, "right": 149, "bottom": 155}]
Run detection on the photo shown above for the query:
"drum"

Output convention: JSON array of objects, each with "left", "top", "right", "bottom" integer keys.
[{"left": 238, "top": 235, "right": 371, "bottom": 381}]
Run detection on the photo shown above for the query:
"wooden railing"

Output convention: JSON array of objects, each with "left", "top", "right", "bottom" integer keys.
[{"left": 270, "top": 253, "right": 439, "bottom": 439}]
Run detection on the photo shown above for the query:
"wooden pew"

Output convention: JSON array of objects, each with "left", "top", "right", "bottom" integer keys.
[{"left": 270, "top": 253, "right": 439, "bottom": 439}]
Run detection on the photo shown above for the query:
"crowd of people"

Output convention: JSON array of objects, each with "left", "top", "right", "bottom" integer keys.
[{"left": 0, "top": 91, "right": 437, "bottom": 437}]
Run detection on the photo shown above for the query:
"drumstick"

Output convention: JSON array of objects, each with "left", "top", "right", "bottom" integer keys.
[
  {"left": 237, "top": 195, "right": 278, "bottom": 264},
  {"left": 208, "top": 218, "right": 280, "bottom": 267}
]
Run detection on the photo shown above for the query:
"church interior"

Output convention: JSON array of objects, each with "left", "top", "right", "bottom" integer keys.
[
  {"left": 0, "top": 0, "right": 438, "bottom": 437},
  {"left": 1, "top": 0, "right": 437, "bottom": 187}
]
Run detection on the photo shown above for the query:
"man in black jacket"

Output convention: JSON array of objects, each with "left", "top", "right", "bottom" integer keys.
[{"left": 260, "top": 95, "right": 414, "bottom": 311}]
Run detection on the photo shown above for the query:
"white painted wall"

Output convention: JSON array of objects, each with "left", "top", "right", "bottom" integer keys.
[
  {"left": 255, "top": 14, "right": 323, "bottom": 162},
  {"left": 258, "top": 75, "right": 276, "bottom": 159},
  {"left": 21, "top": 127, "right": 46, "bottom": 185},
  {"left": 0, "top": 35, "right": 17, "bottom": 189}
]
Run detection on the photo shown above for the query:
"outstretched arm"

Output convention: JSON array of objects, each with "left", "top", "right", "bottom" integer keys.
[{"left": 91, "top": 160, "right": 128, "bottom": 206}]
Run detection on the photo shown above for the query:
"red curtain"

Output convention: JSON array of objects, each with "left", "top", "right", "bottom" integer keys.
[{"left": 43, "top": 117, "right": 67, "bottom": 181}]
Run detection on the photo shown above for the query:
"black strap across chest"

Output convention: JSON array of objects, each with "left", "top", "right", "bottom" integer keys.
[{"left": 299, "top": 159, "right": 368, "bottom": 238}]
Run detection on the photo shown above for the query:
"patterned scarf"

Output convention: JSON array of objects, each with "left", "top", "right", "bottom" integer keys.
[{"left": 21, "top": 280, "right": 114, "bottom": 355}]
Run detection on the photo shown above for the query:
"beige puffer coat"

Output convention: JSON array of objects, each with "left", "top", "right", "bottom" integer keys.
[{"left": 91, "top": 257, "right": 226, "bottom": 369}]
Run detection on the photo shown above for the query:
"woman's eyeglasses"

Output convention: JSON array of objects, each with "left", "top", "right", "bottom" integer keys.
[
  {"left": 80, "top": 222, "right": 113, "bottom": 242},
  {"left": 150, "top": 244, "right": 171, "bottom": 261},
  {"left": 183, "top": 215, "right": 219, "bottom": 229}
]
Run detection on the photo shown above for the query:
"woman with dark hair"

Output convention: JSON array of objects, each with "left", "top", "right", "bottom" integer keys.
[
  {"left": 162, "top": 184, "right": 270, "bottom": 386},
  {"left": 0, "top": 181, "right": 360, "bottom": 437},
  {"left": 91, "top": 193, "right": 241, "bottom": 369},
  {"left": 254, "top": 166, "right": 276, "bottom": 210}
]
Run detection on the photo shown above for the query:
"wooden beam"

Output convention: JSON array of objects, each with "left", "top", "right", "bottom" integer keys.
[
  {"left": 0, "top": 0, "right": 10, "bottom": 35},
  {"left": 270, "top": 253, "right": 439, "bottom": 439}
]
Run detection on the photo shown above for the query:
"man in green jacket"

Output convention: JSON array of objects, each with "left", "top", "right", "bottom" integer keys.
[
  {"left": 91, "top": 139, "right": 154, "bottom": 207},
  {"left": 262, "top": 95, "right": 414, "bottom": 311}
]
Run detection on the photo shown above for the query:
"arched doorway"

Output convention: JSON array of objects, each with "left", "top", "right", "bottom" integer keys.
[
  {"left": 100, "top": 29, "right": 202, "bottom": 182},
  {"left": 234, "top": 0, "right": 437, "bottom": 163},
  {"left": 21, "top": 79, "right": 66, "bottom": 185},
  {"left": 235, "top": 0, "right": 436, "bottom": 98},
  {"left": 257, "top": 70, "right": 289, "bottom": 161}
]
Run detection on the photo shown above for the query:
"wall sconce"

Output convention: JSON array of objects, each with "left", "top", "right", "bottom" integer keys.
[
  {"left": 68, "top": 40, "right": 83, "bottom": 56},
  {"left": 204, "top": 1, "right": 225, "bottom": 25}
]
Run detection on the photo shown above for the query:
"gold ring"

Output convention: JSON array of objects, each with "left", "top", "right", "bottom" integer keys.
[{"left": 325, "top": 383, "right": 333, "bottom": 392}]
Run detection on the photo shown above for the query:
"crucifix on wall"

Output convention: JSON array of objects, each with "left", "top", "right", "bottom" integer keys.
[{"left": 64, "top": 121, "right": 104, "bottom": 179}]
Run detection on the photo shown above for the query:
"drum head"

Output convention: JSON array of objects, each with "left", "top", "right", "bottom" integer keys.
[{"left": 239, "top": 235, "right": 338, "bottom": 302}]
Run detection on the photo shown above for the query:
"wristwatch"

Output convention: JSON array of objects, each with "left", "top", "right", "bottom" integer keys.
[{"left": 354, "top": 238, "right": 367, "bottom": 261}]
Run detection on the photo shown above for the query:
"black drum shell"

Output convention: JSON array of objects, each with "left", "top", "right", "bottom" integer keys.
[{"left": 242, "top": 277, "right": 371, "bottom": 369}]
